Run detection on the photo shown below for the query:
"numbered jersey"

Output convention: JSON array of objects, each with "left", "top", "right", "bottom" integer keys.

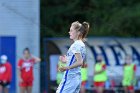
[{"left": 18, "top": 58, "right": 35, "bottom": 81}]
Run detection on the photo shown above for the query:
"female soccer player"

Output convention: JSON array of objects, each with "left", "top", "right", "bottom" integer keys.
[
  {"left": 56, "top": 21, "right": 90, "bottom": 93},
  {"left": 18, "top": 48, "right": 41, "bottom": 93},
  {"left": 122, "top": 55, "right": 136, "bottom": 93},
  {"left": 0, "top": 55, "right": 12, "bottom": 93},
  {"left": 94, "top": 54, "right": 107, "bottom": 93}
]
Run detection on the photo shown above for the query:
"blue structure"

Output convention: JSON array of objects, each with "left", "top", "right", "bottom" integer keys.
[{"left": 0, "top": 37, "right": 16, "bottom": 93}]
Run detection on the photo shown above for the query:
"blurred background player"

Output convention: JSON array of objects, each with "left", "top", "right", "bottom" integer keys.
[
  {"left": 93, "top": 54, "right": 107, "bottom": 93},
  {"left": 122, "top": 55, "right": 136, "bottom": 93},
  {"left": 80, "top": 63, "right": 88, "bottom": 93},
  {"left": 0, "top": 55, "right": 12, "bottom": 93},
  {"left": 56, "top": 57, "right": 67, "bottom": 85},
  {"left": 18, "top": 48, "right": 41, "bottom": 93}
]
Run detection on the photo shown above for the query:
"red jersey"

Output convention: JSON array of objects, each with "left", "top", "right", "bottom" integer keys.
[
  {"left": 18, "top": 58, "right": 35, "bottom": 81},
  {"left": 0, "top": 62, "right": 12, "bottom": 82}
]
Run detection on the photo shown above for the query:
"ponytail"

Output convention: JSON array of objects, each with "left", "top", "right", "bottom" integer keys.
[
  {"left": 82, "top": 22, "right": 90, "bottom": 39},
  {"left": 71, "top": 21, "right": 90, "bottom": 40}
]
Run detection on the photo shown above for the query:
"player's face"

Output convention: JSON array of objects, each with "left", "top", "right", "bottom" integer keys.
[
  {"left": 69, "top": 26, "right": 80, "bottom": 41},
  {"left": 23, "top": 50, "right": 30, "bottom": 59},
  {"left": 96, "top": 55, "right": 102, "bottom": 62},
  {"left": 125, "top": 56, "right": 132, "bottom": 64}
]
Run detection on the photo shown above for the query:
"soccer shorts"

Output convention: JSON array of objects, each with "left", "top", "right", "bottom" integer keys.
[
  {"left": 81, "top": 81, "right": 87, "bottom": 86},
  {"left": 127, "top": 86, "right": 134, "bottom": 91},
  {"left": 19, "top": 80, "right": 33, "bottom": 87},
  {"left": 56, "top": 74, "right": 81, "bottom": 93},
  {"left": 0, "top": 81, "right": 10, "bottom": 88},
  {"left": 94, "top": 82, "right": 105, "bottom": 87}
]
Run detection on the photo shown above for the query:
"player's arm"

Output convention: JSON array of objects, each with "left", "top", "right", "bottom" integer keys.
[
  {"left": 3, "top": 64, "right": 12, "bottom": 83},
  {"left": 94, "top": 64, "right": 106, "bottom": 74},
  {"left": 17, "top": 60, "right": 23, "bottom": 82},
  {"left": 59, "top": 53, "right": 83, "bottom": 72},
  {"left": 59, "top": 55, "right": 67, "bottom": 63},
  {"left": 17, "top": 67, "right": 23, "bottom": 82},
  {"left": 94, "top": 70, "right": 103, "bottom": 74},
  {"left": 32, "top": 55, "right": 41, "bottom": 63},
  {"left": 68, "top": 53, "right": 83, "bottom": 69}
]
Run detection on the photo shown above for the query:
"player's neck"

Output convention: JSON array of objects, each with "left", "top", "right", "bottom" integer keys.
[
  {"left": 74, "top": 39, "right": 82, "bottom": 42},
  {"left": 24, "top": 57, "right": 31, "bottom": 60}
]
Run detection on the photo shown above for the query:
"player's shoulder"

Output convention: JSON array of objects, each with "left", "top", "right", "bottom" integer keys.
[
  {"left": 73, "top": 40, "right": 85, "bottom": 47},
  {"left": 18, "top": 58, "right": 24, "bottom": 63},
  {"left": 132, "top": 63, "right": 136, "bottom": 67},
  {"left": 6, "top": 62, "right": 12, "bottom": 66}
]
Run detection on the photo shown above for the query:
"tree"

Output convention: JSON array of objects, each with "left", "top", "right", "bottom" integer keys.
[{"left": 41, "top": 0, "right": 140, "bottom": 37}]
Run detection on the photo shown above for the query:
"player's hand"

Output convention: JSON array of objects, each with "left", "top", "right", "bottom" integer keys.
[
  {"left": 31, "top": 55, "right": 41, "bottom": 63},
  {"left": 59, "top": 65, "right": 69, "bottom": 72},
  {"left": 59, "top": 55, "right": 67, "bottom": 63}
]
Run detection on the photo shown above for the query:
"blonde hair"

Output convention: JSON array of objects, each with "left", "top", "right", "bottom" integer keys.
[{"left": 71, "top": 21, "right": 90, "bottom": 40}]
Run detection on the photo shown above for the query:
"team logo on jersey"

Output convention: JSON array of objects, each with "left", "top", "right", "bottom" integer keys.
[{"left": 22, "top": 62, "right": 33, "bottom": 72}]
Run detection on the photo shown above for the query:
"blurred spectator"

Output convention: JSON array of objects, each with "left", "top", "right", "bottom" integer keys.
[
  {"left": 56, "top": 60, "right": 66, "bottom": 85},
  {"left": 122, "top": 55, "right": 136, "bottom": 93},
  {"left": 80, "top": 63, "right": 88, "bottom": 93},
  {"left": 0, "top": 55, "right": 12, "bottom": 93},
  {"left": 93, "top": 54, "right": 107, "bottom": 93},
  {"left": 18, "top": 48, "right": 41, "bottom": 93}
]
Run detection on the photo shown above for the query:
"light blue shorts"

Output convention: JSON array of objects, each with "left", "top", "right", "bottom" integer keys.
[{"left": 56, "top": 74, "right": 81, "bottom": 93}]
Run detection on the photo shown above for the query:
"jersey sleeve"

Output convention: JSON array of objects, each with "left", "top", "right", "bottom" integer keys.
[
  {"left": 71, "top": 42, "right": 83, "bottom": 54},
  {"left": 3, "top": 63, "right": 12, "bottom": 82},
  {"left": 18, "top": 59, "right": 23, "bottom": 69}
]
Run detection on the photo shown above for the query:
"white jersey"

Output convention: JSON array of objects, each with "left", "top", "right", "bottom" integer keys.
[
  {"left": 66, "top": 40, "right": 86, "bottom": 75},
  {"left": 56, "top": 40, "right": 86, "bottom": 93}
]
